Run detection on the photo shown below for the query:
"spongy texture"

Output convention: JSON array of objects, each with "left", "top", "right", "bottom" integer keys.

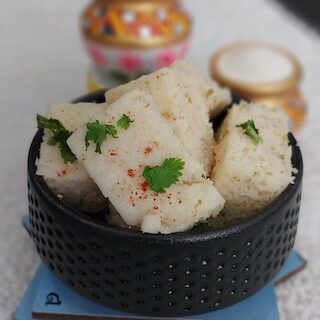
[
  {"left": 105, "top": 62, "right": 218, "bottom": 174},
  {"left": 36, "top": 103, "right": 107, "bottom": 213},
  {"left": 171, "top": 60, "right": 232, "bottom": 117},
  {"left": 68, "top": 90, "right": 224, "bottom": 234},
  {"left": 212, "top": 101, "right": 293, "bottom": 219}
]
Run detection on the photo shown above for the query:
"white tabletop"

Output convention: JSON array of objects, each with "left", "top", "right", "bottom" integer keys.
[{"left": 0, "top": 1, "right": 319, "bottom": 319}]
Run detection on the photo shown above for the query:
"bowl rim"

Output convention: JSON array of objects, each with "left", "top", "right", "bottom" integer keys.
[{"left": 28, "top": 92, "right": 303, "bottom": 244}]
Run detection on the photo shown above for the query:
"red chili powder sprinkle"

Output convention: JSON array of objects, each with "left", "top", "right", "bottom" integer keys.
[
  {"left": 179, "top": 200, "right": 182, "bottom": 204},
  {"left": 144, "top": 147, "right": 152, "bottom": 155},
  {"left": 127, "top": 169, "right": 135, "bottom": 177},
  {"left": 140, "top": 181, "right": 149, "bottom": 192},
  {"left": 57, "top": 169, "right": 66, "bottom": 177},
  {"left": 110, "top": 151, "right": 118, "bottom": 156},
  {"left": 153, "top": 206, "right": 159, "bottom": 210}
]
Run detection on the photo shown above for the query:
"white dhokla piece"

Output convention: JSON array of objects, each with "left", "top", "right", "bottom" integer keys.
[
  {"left": 211, "top": 101, "right": 294, "bottom": 219},
  {"left": 68, "top": 90, "right": 224, "bottom": 234},
  {"left": 171, "top": 60, "right": 232, "bottom": 117},
  {"left": 105, "top": 62, "right": 216, "bottom": 174},
  {"left": 36, "top": 103, "right": 107, "bottom": 213}
]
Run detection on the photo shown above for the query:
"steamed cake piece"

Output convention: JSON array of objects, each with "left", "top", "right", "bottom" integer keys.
[
  {"left": 105, "top": 63, "right": 215, "bottom": 174},
  {"left": 211, "top": 101, "right": 293, "bottom": 220},
  {"left": 68, "top": 90, "right": 224, "bottom": 234},
  {"left": 36, "top": 102, "right": 107, "bottom": 213},
  {"left": 48, "top": 103, "right": 107, "bottom": 131},
  {"left": 171, "top": 60, "right": 232, "bottom": 117}
]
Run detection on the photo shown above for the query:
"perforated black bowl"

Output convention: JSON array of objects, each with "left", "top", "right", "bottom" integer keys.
[{"left": 27, "top": 91, "right": 303, "bottom": 317}]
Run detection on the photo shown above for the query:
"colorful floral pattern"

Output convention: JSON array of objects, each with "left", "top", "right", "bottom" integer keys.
[
  {"left": 118, "top": 53, "right": 142, "bottom": 72},
  {"left": 88, "top": 45, "right": 108, "bottom": 68},
  {"left": 82, "top": 0, "right": 191, "bottom": 44},
  {"left": 84, "top": 40, "right": 190, "bottom": 85},
  {"left": 156, "top": 49, "right": 177, "bottom": 68}
]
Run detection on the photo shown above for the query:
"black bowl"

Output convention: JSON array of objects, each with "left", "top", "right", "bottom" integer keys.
[{"left": 27, "top": 91, "right": 303, "bottom": 317}]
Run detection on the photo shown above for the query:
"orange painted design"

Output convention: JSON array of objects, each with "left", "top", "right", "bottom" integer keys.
[
  {"left": 109, "top": 9, "right": 126, "bottom": 36},
  {"left": 81, "top": 0, "right": 191, "bottom": 46}
]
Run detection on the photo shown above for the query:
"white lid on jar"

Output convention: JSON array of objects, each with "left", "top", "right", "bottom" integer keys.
[{"left": 211, "top": 42, "right": 302, "bottom": 95}]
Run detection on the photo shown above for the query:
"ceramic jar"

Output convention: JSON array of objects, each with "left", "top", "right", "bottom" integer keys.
[
  {"left": 210, "top": 42, "right": 306, "bottom": 132},
  {"left": 81, "top": 0, "right": 192, "bottom": 86}
]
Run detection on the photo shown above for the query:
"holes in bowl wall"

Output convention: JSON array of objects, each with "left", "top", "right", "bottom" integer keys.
[
  {"left": 104, "top": 292, "right": 114, "bottom": 299},
  {"left": 65, "top": 229, "right": 75, "bottom": 239},
  {"left": 77, "top": 243, "right": 87, "bottom": 251},
  {"left": 27, "top": 177, "right": 301, "bottom": 316},
  {"left": 135, "top": 299, "right": 145, "bottom": 305},
  {"left": 184, "top": 282, "right": 193, "bottom": 289}
]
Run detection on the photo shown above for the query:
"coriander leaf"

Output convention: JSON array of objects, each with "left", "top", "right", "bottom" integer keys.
[
  {"left": 37, "top": 114, "right": 64, "bottom": 132},
  {"left": 85, "top": 120, "right": 118, "bottom": 154},
  {"left": 143, "top": 158, "right": 185, "bottom": 193},
  {"left": 37, "top": 114, "right": 76, "bottom": 163},
  {"left": 105, "top": 124, "right": 118, "bottom": 138},
  {"left": 58, "top": 134, "right": 77, "bottom": 163},
  {"left": 47, "top": 136, "right": 59, "bottom": 146},
  {"left": 117, "top": 114, "right": 133, "bottom": 130},
  {"left": 236, "top": 119, "right": 263, "bottom": 144}
]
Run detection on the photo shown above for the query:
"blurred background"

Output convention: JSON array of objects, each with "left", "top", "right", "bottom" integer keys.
[{"left": 0, "top": 0, "right": 319, "bottom": 319}]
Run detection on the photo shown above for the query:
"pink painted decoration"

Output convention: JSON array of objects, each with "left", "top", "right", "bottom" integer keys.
[
  {"left": 156, "top": 48, "right": 177, "bottom": 68},
  {"left": 88, "top": 45, "right": 108, "bottom": 68},
  {"left": 118, "top": 53, "right": 142, "bottom": 72}
]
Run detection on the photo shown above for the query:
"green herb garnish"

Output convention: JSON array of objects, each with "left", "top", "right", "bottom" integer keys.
[
  {"left": 192, "top": 218, "right": 216, "bottom": 231},
  {"left": 236, "top": 119, "right": 263, "bottom": 144},
  {"left": 117, "top": 114, "right": 133, "bottom": 130},
  {"left": 143, "top": 158, "right": 185, "bottom": 194},
  {"left": 37, "top": 114, "right": 76, "bottom": 163},
  {"left": 85, "top": 120, "right": 118, "bottom": 154},
  {"left": 109, "top": 70, "right": 131, "bottom": 84}
]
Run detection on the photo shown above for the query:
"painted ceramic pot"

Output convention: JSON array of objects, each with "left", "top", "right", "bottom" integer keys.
[
  {"left": 210, "top": 42, "right": 306, "bottom": 132},
  {"left": 81, "top": 0, "right": 192, "bottom": 85}
]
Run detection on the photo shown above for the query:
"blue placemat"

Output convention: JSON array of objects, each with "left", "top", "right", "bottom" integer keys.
[{"left": 14, "top": 268, "right": 42, "bottom": 320}]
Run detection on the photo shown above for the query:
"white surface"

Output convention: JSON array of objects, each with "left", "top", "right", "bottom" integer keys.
[
  {"left": 218, "top": 45, "right": 294, "bottom": 83},
  {"left": 0, "top": 0, "right": 319, "bottom": 319}
]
